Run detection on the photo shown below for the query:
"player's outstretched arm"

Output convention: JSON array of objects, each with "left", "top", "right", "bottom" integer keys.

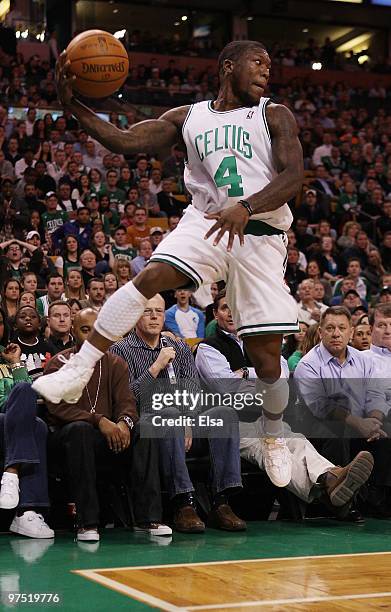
[
  {"left": 247, "top": 103, "right": 304, "bottom": 214},
  {"left": 56, "top": 53, "right": 188, "bottom": 154}
]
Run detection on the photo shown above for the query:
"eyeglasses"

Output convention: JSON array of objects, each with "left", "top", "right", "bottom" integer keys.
[{"left": 143, "top": 308, "right": 164, "bottom": 317}]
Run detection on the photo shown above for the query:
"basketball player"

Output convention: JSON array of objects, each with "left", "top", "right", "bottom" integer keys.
[{"left": 33, "top": 41, "right": 303, "bottom": 487}]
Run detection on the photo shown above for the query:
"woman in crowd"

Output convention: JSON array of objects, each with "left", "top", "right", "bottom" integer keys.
[
  {"left": 103, "top": 272, "right": 118, "bottom": 298},
  {"left": 317, "top": 236, "right": 344, "bottom": 282},
  {"left": 122, "top": 202, "right": 136, "bottom": 229},
  {"left": 64, "top": 269, "right": 86, "bottom": 301},
  {"left": 288, "top": 322, "right": 320, "bottom": 372},
  {"left": 306, "top": 259, "right": 323, "bottom": 283},
  {"left": 118, "top": 166, "right": 133, "bottom": 192},
  {"left": 0, "top": 307, "right": 53, "bottom": 539},
  {"left": 283, "top": 321, "right": 309, "bottom": 364},
  {"left": 55, "top": 235, "right": 81, "bottom": 279},
  {"left": 337, "top": 221, "right": 361, "bottom": 250},
  {"left": 32, "top": 120, "right": 47, "bottom": 145},
  {"left": 99, "top": 194, "right": 120, "bottom": 233},
  {"left": 19, "top": 291, "right": 36, "bottom": 308},
  {"left": 67, "top": 298, "right": 82, "bottom": 321},
  {"left": 113, "top": 258, "right": 132, "bottom": 288},
  {"left": 88, "top": 168, "right": 103, "bottom": 194},
  {"left": 72, "top": 174, "right": 91, "bottom": 204},
  {"left": 36, "top": 141, "right": 52, "bottom": 164},
  {"left": 90, "top": 230, "right": 109, "bottom": 264},
  {"left": 28, "top": 211, "right": 45, "bottom": 242},
  {"left": 21, "top": 272, "right": 38, "bottom": 296},
  {"left": 43, "top": 113, "right": 53, "bottom": 133},
  {"left": 1, "top": 279, "right": 21, "bottom": 324}
]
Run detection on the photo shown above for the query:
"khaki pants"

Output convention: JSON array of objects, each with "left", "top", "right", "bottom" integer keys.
[{"left": 240, "top": 419, "right": 334, "bottom": 502}]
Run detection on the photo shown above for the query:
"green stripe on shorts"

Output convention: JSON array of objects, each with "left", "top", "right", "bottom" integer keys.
[
  {"left": 149, "top": 255, "right": 202, "bottom": 290},
  {"left": 244, "top": 220, "right": 285, "bottom": 236}
]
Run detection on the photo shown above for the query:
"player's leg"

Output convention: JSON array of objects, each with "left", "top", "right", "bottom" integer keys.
[
  {"left": 227, "top": 231, "right": 299, "bottom": 487},
  {"left": 90, "top": 262, "right": 189, "bottom": 351},
  {"left": 33, "top": 205, "right": 226, "bottom": 404},
  {"left": 243, "top": 333, "right": 288, "bottom": 432},
  {"left": 33, "top": 262, "right": 189, "bottom": 403},
  {"left": 242, "top": 334, "right": 293, "bottom": 488}
]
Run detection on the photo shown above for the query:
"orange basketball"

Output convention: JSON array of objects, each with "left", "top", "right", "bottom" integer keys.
[{"left": 66, "top": 30, "right": 129, "bottom": 98}]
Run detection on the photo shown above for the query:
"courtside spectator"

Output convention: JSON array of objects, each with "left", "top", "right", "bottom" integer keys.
[
  {"left": 111, "top": 294, "right": 245, "bottom": 533},
  {"left": 45, "top": 308, "right": 171, "bottom": 541}
]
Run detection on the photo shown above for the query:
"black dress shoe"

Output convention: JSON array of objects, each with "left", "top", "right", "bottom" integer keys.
[{"left": 336, "top": 507, "right": 365, "bottom": 524}]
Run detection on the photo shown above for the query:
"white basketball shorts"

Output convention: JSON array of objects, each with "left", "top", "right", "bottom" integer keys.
[{"left": 150, "top": 205, "right": 299, "bottom": 337}]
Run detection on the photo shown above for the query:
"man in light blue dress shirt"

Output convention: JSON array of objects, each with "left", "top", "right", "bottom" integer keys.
[
  {"left": 365, "top": 303, "right": 391, "bottom": 403},
  {"left": 196, "top": 294, "right": 374, "bottom": 515},
  {"left": 295, "top": 305, "right": 391, "bottom": 516}
]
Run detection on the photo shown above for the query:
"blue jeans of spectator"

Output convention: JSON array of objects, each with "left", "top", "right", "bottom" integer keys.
[
  {"left": 0, "top": 382, "right": 49, "bottom": 508},
  {"left": 157, "top": 406, "right": 242, "bottom": 499}
]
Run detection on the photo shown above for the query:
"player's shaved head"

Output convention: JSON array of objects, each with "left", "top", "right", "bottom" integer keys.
[
  {"left": 218, "top": 40, "right": 266, "bottom": 76},
  {"left": 73, "top": 308, "right": 97, "bottom": 347}
]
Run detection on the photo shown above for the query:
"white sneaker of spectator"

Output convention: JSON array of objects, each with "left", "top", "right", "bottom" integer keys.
[
  {"left": 10, "top": 511, "right": 54, "bottom": 539},
  {"left": 0, "top": 472, "right": 19, "bottom": 509},
  {"left": 32, "top": 353, "right": 95, "bottom": 404},
  {"left": 77, "top": 528, "right": 100, "bottom": 542},
  {"left": 134, "top": 522, "right": 173, "bottom": 536},
  {"left": 261, "top": 437, "right": 293, "bottom": 487}
]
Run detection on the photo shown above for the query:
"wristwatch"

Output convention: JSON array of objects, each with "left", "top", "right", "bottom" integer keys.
[{"left": 118, "top": 416, "right": 134, "bottom": 431}]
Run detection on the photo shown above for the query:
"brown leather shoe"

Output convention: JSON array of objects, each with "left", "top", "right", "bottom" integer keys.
[
  {"left": 325, "top": 451, "right": 374, "bottom": 507},
  {"left": 173, "top": 505, "right": 205, "bottom": 533},
  {"left": 208, "top": 504, "right": 247, "bottom": 531}
]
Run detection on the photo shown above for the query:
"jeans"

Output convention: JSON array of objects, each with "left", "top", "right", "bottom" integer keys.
[
  {"left": 48, "top": 420, "right": 163, "bottom": 527},
  {"left": 0, "top": 382, "right": 49, "bottom": 508},
  {"left": 156, "top": 406, "right": 242, "bottom": 499}
]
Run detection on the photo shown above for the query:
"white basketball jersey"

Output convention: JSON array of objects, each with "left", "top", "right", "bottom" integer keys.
[{"left": 182, "top": 99, "right": 293, "bottom": 231}]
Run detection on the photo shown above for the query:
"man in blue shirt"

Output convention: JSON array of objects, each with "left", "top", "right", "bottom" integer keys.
[
  {"left": 165, "top": 290, "right": 205, "bottom": 339},
  {"left": 295, "top": 305, "right": 391, "bottom": 516}
]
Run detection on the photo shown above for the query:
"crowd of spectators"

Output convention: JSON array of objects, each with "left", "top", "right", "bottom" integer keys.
[{"left": 0, "top": 43, "right": 390, "bottom": 543}]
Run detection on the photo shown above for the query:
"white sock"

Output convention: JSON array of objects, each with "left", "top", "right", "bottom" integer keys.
[
  {"left": 94, "top": 281, "right": 148, "bottom": 341},
  {"left": 256, "top": 377, "right": 289, "bottom": 437},
  {"left": 1, "top": 472, "right": 18, "bottom": 483},
  {"left": 78, "top": 340, "right": 104, "bottom": 369},
  {"left": 263, "top": 415, "right": 284, "bottom": 437}
]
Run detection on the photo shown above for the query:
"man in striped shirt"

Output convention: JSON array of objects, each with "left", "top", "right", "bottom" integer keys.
[{"left": 110, "top": 294, "right": 246, "bottom": 534}]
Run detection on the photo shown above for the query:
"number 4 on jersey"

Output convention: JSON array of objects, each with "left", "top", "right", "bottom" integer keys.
[{"left": 213, "top": 156, "right": 244, "bottom": 197}]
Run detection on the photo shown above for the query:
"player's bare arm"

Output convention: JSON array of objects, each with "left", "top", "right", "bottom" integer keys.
[
  {"left": 204, "top": 104, "right": 303, "bottom": 250},
  {"left": 56, "top": 52, "right": 189, "bottom": 155},
  {"left": 247, "top": 104, "right": 303, "bottom": 213}
]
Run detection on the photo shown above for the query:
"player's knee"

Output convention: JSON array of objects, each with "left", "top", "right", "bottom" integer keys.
[
  {"left": 134, "top": 263, "right": 168, "bottom": 296},
  {"left": 134, "top": 262, "right": 188, "bottom": 297}
]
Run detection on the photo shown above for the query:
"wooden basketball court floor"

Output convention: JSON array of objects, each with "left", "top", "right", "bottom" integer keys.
[
  {"left": 2, "top": 520, "right": 391, "bottom": 610},
  {"left": 75, "top": 552, "right": 391, "bottom": 610}
]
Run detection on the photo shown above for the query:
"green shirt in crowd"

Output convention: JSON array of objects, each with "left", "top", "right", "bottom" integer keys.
[
  {"left": 111, "top": 245, "right": 137, "bottom": 263},
  {"left": 0, "top": 347, "right": 31, "bottom": 412},
  {"left": 42, "top": 210, "right": 68, "bottom": 235}
]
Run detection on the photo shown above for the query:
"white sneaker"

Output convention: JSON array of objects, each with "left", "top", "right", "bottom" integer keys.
[
  {"left": 134, "top": 522, "right": 173, "bottom": 536},
  {"left": 10, "top": 512, "right": 54, "bottom": 539},
  {"left": 261, "top": 437, "right": 292, "bottom": 487},
  {"left": 77, "top": 528, "right": 100, "bottom": 542},
  {"left": 32, "top": 353, "right": 94, "bottom": 404},
  {"left": 0, "top": 473, "right": 19, "bottom": 509}
]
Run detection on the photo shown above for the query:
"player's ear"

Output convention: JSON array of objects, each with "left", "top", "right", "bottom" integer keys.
[{"left": 223, "top": 59, "right": 234, "bottom": 76}]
